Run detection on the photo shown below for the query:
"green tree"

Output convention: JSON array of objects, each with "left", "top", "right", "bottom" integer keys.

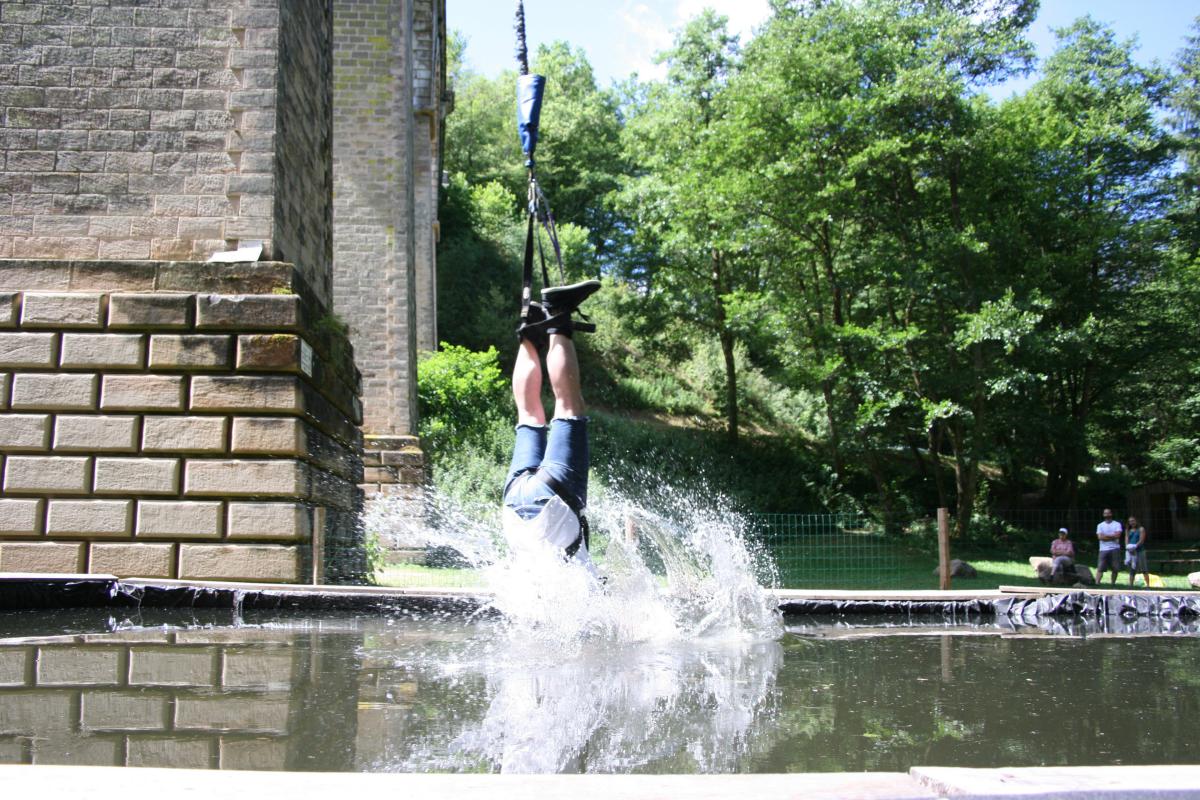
[
  {"left": 620, "top": 11, "right": 752, "bottom": 443},
  {"left": 727, "top": 0, "right": 1039, "bottom": 532},
  {"left": 1015, "top": 18, "right": 1174, "bottom": 503}
]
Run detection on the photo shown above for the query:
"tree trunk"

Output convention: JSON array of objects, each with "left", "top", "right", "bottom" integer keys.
[
  {"left": 947, "top": 421, "right": 978, "bottom": 539},
  {"left": 719, "top": 327, "right": 739, "bottom": 445},
  {"left": 868, "top": 456, "right": 897, "bottom": 535},
  {"left": 711, "top": 249, "right": 738, "bottom": 444},
  {"left": 928, "top": 423, "right": 948, "bottom": 511},
  {"left": 822, "top": 381, "right": 843, "bottom": 480}
]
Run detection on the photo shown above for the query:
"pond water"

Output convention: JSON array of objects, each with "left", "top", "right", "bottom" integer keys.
[
  {"left": 1, "top": 609, "right": 1198, "bottom": 773},
  {"left": 4, "top": 488, "right": 1196, "bottom": 772}
]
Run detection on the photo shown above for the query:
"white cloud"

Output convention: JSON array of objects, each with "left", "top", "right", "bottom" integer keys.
[
  {"left": 617, "top": 2, "right": 674, "bottom": 80},
  {"left": 615, "top": 0, "right": 772, "bottom": 82},
  {"left": 672, "top": 0, "right": 771, "bottom": 43}
]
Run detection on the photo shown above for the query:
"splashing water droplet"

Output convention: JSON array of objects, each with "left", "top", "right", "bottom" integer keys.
[
  {"left": 364, "top": 477, "right": 782, "bottom": 648},
  {"left": 362, "top": 476, "right": 786, "bottom": 772}
]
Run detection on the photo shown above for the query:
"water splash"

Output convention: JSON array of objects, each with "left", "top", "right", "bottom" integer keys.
[
  {"left": 363, "top": 477, "right": 782, "bottom": 647},
  {"left": 362, "top": 477, "right": 785, "bottom": 773}
]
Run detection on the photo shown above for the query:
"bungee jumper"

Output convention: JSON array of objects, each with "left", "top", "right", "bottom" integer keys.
[{"left": 500, "top": 0, "right": 603, "bottom": 578}]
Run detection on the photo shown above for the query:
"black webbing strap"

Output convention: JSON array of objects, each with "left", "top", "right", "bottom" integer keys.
[
  {"left": 521, "top": 212, "right": 536, "bottom": 323},
  {"left": 520, "top": 177, "right": 566, "bottom": 326},
  {"left": 531, "top": 468, "right": 588, "bottom": 558}
]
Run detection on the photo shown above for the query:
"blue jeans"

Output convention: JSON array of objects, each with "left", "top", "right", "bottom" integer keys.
[{"left": 502, "top": 417, "right": 589, "bottom": 519}]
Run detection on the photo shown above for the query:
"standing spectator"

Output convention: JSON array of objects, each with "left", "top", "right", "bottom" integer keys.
[
  {"left": 1095, "top": 509, "right": 1124, "bottom": 585},
  {"left": 1050, "top": 528, "right": 1075, "bottom": 583},
  {"left": 1126, "top": 516, "right": 1150, "bottom": 588}
]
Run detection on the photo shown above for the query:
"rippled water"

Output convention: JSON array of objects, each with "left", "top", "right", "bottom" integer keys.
[
  {"left": 2, "top": 612, "right": 1200, "bottom": 772},
  {"left": 3, "top": 487, "right": 1199, "bottom": 772}
]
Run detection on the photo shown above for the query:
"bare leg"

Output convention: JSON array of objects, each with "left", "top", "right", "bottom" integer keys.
[
  {"left": 513, "top": 338, "right": 546, "bottom": 427},
  {"left": 546, "top": 333, "right": 584, "bottom": 418}
]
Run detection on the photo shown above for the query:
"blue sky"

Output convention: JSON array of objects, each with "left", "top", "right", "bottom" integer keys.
[{"left": 450, "top": 1, "right": 1198, "bottom": 95}]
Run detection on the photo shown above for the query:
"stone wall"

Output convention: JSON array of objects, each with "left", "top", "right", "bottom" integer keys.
[
  {"left": 331, "top": 0, "right": 445, "bottom": 505},
  {"left": 410, "top": 0, "right": 443, "bottom": 355},
  {"left": 273, "top": 0, "right": 334, "bottom": 306},
  {"left": 0, "top": 0, "right": 444, "bottom": 574},
  {"left": 0, "top": 259, "right": 365, "bottom": 584},
  {"left": 0, "top": 627, "right": 350, "bottom": 769},
  {"left": 0, "top": 0, "right": 335, "bottom": 309},
  {"left": 330, "top": 0, "right": 419, "bottom": 438}
]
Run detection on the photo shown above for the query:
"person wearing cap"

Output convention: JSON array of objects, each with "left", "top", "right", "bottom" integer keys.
[
  {"left": 1050, "top": 527, "right": 1075, "bottom": 583},
  {"left": 1095, "top": 508, "right": 1124, "bottom": 585}
]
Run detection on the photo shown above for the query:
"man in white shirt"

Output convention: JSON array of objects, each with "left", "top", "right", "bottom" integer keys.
[
  {"left": 1095, "top": 508, "right": 1124, "bottom": 586},
  {"left": 501, "top": 280, "right": 602, "bottom": 578}
]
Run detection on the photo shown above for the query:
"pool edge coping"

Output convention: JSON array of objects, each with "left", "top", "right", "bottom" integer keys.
[{"left": 2, "top": 763, "right": 1200, "bottom": 798}]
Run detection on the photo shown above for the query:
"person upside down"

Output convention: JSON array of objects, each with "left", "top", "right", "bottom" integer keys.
[{"left": 500, "top": 279, "right": 602, "bottom": 579}]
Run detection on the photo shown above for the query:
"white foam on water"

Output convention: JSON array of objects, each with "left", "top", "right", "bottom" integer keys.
[
  {"left": 448, "top": 635, "right": 784, "bottom": 773},
  {"left": 363, "top": 479, "right": 786, "bottom": 772},
  {"left": 364, "top": 480, "right": 782, "bottom": 648}
]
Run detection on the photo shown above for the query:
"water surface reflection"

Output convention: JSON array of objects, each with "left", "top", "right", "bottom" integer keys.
[{"left": 2, "top": 612, "right": 1199, "bottom": 773}]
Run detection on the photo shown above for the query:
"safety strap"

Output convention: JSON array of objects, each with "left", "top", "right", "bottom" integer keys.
[
  {"left": 531, "top": 468, "right": 589, "bottom": 558},
  {"left": 520, "top": 177, "right": 567, "bottom": 326}
]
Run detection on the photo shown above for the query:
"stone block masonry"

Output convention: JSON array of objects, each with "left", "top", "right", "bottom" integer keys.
[
  {"left": 332, "top": 0, "right": 446, "bottom": 436},
  {"left": 1, "top": 0, "right": 449, "bottom": 576},
  {"left": 0, "top": 629, "right": 319, "bottom": 769},
  {"left": 331, "top": 0, "right": 441, "bottom": 518},
  {"left": 0, "top": 260, "right": 365, "bottom": 584},
  {"left": 0, "top": 0, "right": 335, "bottom": 309}
]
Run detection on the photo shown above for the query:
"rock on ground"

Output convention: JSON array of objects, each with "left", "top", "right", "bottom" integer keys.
[{"left": 932, "top": 559, "right": 977, "bottom": 578}]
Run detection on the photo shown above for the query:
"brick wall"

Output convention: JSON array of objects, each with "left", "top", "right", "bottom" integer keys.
[
  {"left": 331, "top": 0, "right": 418, "bottom": 438},
  {"left": 0, "top": 259, "right": 366, "bottom": 584},
  {"left": 0, "top": 627, "right": 321, "bottom": 769},
  {"left": 331, "top": 0, "right": 446, "bottom": 438},
  {"left": 0, "top": 0, "right": 335, "bottom": 309}
]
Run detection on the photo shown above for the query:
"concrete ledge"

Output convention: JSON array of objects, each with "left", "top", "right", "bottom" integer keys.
[
  {"left": 2, "top": 764, "right": 1199, "bottom": 798},
  {"left": 3, "top": 575, "right": 1200, "bottom": 622},
  {"left": 0, "top": 765, "right": 935, "bottom": 799},
  {"left": 911, "top": 764, "right": 1200, "bottom": 798},
  {"left": 1000, "top": 585, "right": 1200, "bottom": 596}
]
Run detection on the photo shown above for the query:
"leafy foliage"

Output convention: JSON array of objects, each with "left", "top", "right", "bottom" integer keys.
[{"left": 426, "top": 6, "right": 1200, "bottom": 539}]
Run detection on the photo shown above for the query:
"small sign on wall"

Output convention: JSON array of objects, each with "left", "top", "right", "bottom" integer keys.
[{"left": 300, "top": 340, "right": 314, "bottom": 377}]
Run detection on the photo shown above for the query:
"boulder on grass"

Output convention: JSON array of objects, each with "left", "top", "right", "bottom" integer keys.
[
  {"left": 1188, "top": 572, "right": 1200, "bottom": 590},
  {"left": 932, "top": 559, "right": 977, "bottom": 578},
  {"left": 1032, "top": 557, "right": 1092, "bottom": 586}
]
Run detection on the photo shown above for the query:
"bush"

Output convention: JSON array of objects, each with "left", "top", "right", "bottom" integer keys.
[{"left": 417, "top": 343, "right": 510, "bottom": 453}]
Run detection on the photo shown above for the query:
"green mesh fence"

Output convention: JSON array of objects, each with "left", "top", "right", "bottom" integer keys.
[
  {"left": 749, "top": 513, "right": 905, "bottom": 589},
  {"left": 368, "top": 512, "right": 912, "bottom": 590},
  {"left": 365, "top": 507, "right": 1188, "bottom": 591}
]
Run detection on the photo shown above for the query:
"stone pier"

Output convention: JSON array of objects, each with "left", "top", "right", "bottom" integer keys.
[
  {"left": 0, "top": 260, "right": 365, "bottom": 583},
  {"left": 331, "top": 0, "right": 448, "bottom": 504},
  {"left": 0, "top": 0, "right": 449, "bottom": 582}
]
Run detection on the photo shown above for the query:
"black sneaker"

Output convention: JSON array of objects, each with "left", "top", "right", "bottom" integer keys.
[{"left": 541, "top": 279, "right": 601, "bottom": 317}]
